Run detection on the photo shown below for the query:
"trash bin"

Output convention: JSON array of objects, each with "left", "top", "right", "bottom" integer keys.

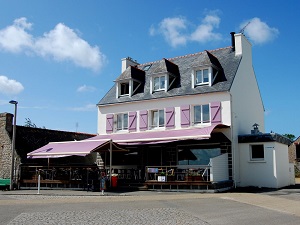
[{"left": 111, "top": 174, "right": 118, "bottom": 187}]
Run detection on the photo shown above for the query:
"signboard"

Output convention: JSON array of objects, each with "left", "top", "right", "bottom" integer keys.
[
  {"left": 157, "top": 176, "right": 166, "bottom": 182},
  {"left": 147, "top": 168, "right": 158, "bottom": 173}
]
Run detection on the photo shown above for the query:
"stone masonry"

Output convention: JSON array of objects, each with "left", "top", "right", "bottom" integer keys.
[{"left": 0, "top": 113, "right": 14, "bottom": 179}]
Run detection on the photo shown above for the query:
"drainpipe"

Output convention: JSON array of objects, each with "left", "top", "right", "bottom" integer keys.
[{"left": 229, "top": 92, "right": 237, "bottom": 188}]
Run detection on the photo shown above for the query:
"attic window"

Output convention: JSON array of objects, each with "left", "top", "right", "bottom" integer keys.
[
  {"left": 196, "top": 69, "right": 209, "bottom": 85},
  {"left": 120, "top": 82, "right": 129, "bottom": 96},
  {"left": 153, "top": 75, "right": 166, "bottom": 91},
  {"left": 143, "top": 64, "right": 152, "bottom": 71},
  {"left": 192, "top": 67, "right": 218, "bottom": 87}
]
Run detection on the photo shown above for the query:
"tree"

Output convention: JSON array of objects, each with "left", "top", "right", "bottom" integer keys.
[
  {"left": 24, "top": 118, "right": 37, "bottom": 128},
  {"left": 283, "top": 133, "right": 296, "bottom": 141}
]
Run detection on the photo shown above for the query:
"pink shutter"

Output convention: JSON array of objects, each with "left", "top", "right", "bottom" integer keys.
[
  {"left": 128, "top": 111, "right": 137, "bottom": 132},
  {"left": 165, "top": 107, "right": 175, "bottom": 129},
  {"left": 106, "top": 114, "right": 114, "bottom": 133},
  {"left": 181, "top": 105, "right": 190, "bottom": 127},
  {"left": 211, "top": 102, "right": 222, "bottom": 124},
  {"left": 139, "top": 110, "right": 148, "bottom": 131}
]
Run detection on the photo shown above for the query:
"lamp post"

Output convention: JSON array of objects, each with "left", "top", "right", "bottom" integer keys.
[{"left": 9, "top": 100, "right": 18, "bottom": 190}]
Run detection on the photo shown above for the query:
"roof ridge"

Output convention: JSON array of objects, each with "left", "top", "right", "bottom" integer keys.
[{"left": 138, "top": 46, "right": 231, "bottom": 66}]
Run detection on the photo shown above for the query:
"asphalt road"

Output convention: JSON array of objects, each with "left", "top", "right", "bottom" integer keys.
[{"left": 0, "top": 188, "right": 300, "bottom": 225}]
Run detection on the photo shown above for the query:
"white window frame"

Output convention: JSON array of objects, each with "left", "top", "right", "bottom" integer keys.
[
  {"left": 150, "top": 109, "right": 165, "bottom": 128},
  {"left": 192, "top": 104, "right": 210, "bottom": 125},
  {"left": 116, "top": 80, "right": 136, "bottom": 98},
  {"left": 116, "top": 113, "right": 128, "bottom": 131},
  {"left": 153, "top": 75, "right": 166, "bottom": 92},
  {"left": 192, "top": 67, "right": 215, "bottom": 87},
  {"left": 119, "top": 82, "right": 130, "bottom": 96},
  {"left": 250, "top": 144, "right": 265, "bottom": 161}
]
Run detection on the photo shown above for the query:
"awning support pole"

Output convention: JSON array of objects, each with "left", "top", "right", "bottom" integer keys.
[{"left": 109, "top": 139, "right": 112, "bottom": 187}]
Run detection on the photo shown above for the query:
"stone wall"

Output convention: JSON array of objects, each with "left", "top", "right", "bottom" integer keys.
[{"left": 0, "top": 113, "right": 13, "bottom": 178}]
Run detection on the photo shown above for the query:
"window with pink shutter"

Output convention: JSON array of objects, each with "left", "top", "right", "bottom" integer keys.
[
  {"left": 210, "top": 102, "right": 221, "bottom": 124},
  {"left": 139, "top": 110, "right": 148, "bottom": 131},
  {"left": 181, "top": 105, "right": 190, "bottom": 127},
  {"left": 165, "top": 107, "right": 175, "bottom": 129},
  {"left": 129, "top": 111, "right": 137, "bottom": 132},
  {"left": 106, "top": 114, "right": 114, "bottom": 133}
]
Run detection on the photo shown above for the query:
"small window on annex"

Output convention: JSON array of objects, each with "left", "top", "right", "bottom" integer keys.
[
  {"left": 250, "top": 144, "right": 264, "bottom": 161},
  {"left": 120, "top": 82, "right": 129, "bottom": 96},
  {"left": 151, "top": 109, "right": 164, "bottom": 128},
  {"left": 117, "top": 113, "right": 128, "bottom": 130}
]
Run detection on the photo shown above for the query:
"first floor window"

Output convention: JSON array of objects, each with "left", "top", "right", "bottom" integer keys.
[
  {"left": 153, "top": 76, "right": 166, "bottom": 91},
  {"left": 250, "top": 144, "right": 264, "bottom": 161},
  {"left": 194, "top": 104, "right": 210, "bottom": 124},
  {"left": 151, "top": 109, "right": 164, "bottom": 127},
  {"left": 117, "top": 113, "right": 128, "bottom": 130}
]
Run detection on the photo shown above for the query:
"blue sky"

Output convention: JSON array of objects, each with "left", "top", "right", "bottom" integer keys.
[{"left": 0, "top": 0, "right": 299, "bottom": 137}]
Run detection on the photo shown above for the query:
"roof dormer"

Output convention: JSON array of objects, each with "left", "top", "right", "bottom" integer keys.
[
  {"left": 115, "top": 66, "right": 145, "bottom": 98},
  {"left": 149, "top": 58, "right": 179, "bottom": 93},
  {"left": 191, "top": 50, "right": 224, "bottom": 88}
]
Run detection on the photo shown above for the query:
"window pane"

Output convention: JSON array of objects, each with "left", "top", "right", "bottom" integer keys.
[
  {"left": 251, "top": 145, "right": 264, "bottom": 159},
  {"left": 154, "top": 77, "right": 159, "bottom": 90},
  {"left": 202, "top": 104, "right": 210, "bottom": 122},
  {"left": 152, "top": 111, "right": 158, "bottom": 126},
  {"left": 194, "top": 105, "right": 201, "bottom": 123},
  {"left": 160, "top": 76, "right": 165, "bottom": 89},
  {"left": 203, "top": 69, "right": 209, "bottom": 83},
  {"left": 196, "top": 70, "right": 202, "bottom": 84},
  {"left": 159, "top": 110, "right": 164, "bottom": 126},
  {"left": 120, "top": 83, "right": 129, "bottom": 95},
  {"left": 123, "top": 114, "right": 128, "bottom": 129},
  {"left": 117, "top": 115, "right": 122, "bottom": 129}
]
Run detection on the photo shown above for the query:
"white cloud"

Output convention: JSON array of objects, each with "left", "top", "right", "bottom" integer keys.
[
  {"left": 35, "top": 23, "right": 105, "bottom": 71},
  {"left": 158, "top": 17, "right": 188, "bottom": 48},
  {"left": 0, "top": 17, "right": 33, "bottom": 53},
  {"left": 0, "top": 75, "right": 24, "bottom": 95},
  {"left": 151, "top": 12, "right": 222, "bottom": 47},
  {"left": 0, "top": 18, "right": 105, "bottom": 71},
  {"left": 77, "top": 84, "right": 96, "bottom": 92},
  {"left": 69, "top": 104, "right": 96, "bottom": 112},
  {"left": 190, "top": 14, "right": 222, "bottom": 43},
  {"left": 241, "top": 18, "right": 279, "bottom": 44}
]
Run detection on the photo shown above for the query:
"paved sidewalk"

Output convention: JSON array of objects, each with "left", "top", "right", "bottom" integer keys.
[{"left": 1, "top": 187, "right": 300, "bottom": 217}]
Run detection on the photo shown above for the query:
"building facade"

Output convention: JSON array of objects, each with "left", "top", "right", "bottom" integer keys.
[{"left": 95, "top": 33, "right": 292, "bottom": 189}]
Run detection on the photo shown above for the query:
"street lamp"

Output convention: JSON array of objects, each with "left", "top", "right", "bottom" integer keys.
[{"left": 9, "top": 100, "right": 18, "bottom": 190}]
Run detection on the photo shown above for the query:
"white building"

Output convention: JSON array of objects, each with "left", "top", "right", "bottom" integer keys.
[{"left": 28, "top": 32, "right": 293, "bottom": 190}]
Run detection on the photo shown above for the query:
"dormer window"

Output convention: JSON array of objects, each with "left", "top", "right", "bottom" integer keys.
[
  {"left": 153, "top": 75, "right": 166, "bottom": 91},
  {"left": 120, "top": 82, "right": 129, "bottom": 96},
  {"left": 192, "top": 67, "right": 218, "bottom": 87},
  {"left": 196, "top": 69, "right": 209, "bottom": 85}
]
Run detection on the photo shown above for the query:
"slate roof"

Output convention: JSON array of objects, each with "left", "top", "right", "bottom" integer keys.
[
  {"left": 98, "top": 46, "right": 241, "bottom": 105},
  {"left": 238, "top": 133, "right": 292, "bottom": 146}
]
